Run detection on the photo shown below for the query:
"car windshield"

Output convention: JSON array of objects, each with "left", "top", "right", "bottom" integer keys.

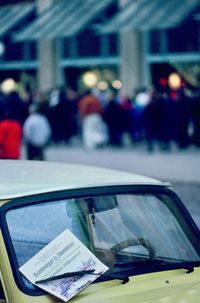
[{"left": 5, "top": 192, "right": 200, "bottom": 290}]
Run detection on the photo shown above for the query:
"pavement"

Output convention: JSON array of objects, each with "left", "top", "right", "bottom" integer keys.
[{"left": 41, "top": 142, "right": 200, "bottom": 184}]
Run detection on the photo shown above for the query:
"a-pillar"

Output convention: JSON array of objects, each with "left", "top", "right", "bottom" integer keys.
[{"left": 36, "top": 0, "right": 64, "bottom": 92}]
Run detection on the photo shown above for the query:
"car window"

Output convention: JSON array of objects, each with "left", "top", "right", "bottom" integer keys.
[
  {"left": 91, "top": 194, "right": 199, "bottom": 261},
  {"left": 5, "top": 192, "right": 200, "bottom": 293},
  {"left": 6, "top": 199, "right": 90, "bottom": 267}
]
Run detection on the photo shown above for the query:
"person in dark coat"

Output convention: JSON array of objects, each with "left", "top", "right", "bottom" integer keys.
[
  {"left": 103, "top": 90, "right": 125, "bottom": 147},
  {"left": 0, "top": 92, "right": 6, "bottom": 121},
  {"left": 174, "top": 89, "right": 191, "bottom": 149},
  {"left": 49, "top": 88, "right": 78, "bottom": 144},
  {"left": 143, "top": 91, "right": 165, "bottom": 151},
  {"left": 6, "top": 91, "right": 28, "bottom": 125},
  {"left": 187, "top": 89, "right": 200, "bottom": 147}
]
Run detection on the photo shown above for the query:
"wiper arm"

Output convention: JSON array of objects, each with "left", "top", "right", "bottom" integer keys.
[
  {"left": 108, "top": 259, "right": 164, "bottom": 283},
  {"left": 100, "top": 271, "right": 129, "bottom": 284},
  {"left": 167, "top": 261, "right": 200, "bottom": 273},
  {"left": 101, "top": 260, "right": 170, "bottom": 284},
  {"left": 35, "top": 269, "right": 96, "bottom": 284}
]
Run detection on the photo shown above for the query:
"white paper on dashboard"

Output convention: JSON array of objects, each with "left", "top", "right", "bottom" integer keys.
[{"left": 19, "top": 228, "right": 109, "bottom": 302}]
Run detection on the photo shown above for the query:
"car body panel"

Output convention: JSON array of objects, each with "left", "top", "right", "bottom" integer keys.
[
  {"left": 1, "top": 222, "right": 200, "bottom": 303},
  {"left": 73, "top": 268, "right": 200, "bottom": 303},
  {"left": 0, "top": 160, "right": 163, "bottom": 200},
  {"left": 0, "top": 160, "right": 199, "bottom": 303}
]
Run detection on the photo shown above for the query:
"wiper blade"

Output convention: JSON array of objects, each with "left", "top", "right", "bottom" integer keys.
[
  {"left": 35, "top": 269, "right": 96, "bottom": 284},
  {"left": 115, "top": 259, "right": 165, "bottom": 268},
  {"left": 115, "top": 260, "right": 200, "bottom": 273},
  {"left": 99, "top": 261, "right": 200, "bottom": 284}
]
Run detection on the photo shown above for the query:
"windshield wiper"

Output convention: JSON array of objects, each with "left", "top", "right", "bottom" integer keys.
[
  {"left": 35, "top": 269, "right": 96, "bottom": 284},
  {"left": 98, "top": 261, "right": 200, "bottom": 285},
  {"left": 99, "top": 271, "right": 130, "bottom": 284},
  {"left": 115, "top": 259, "right": 165, "bottom": 268},
  {"left": 165, "top": 261, "right": 200, "bottom": 273},
  {"left": 100, "top": 259, "right": 167, "bottom": 284},
  {"left": 115, "top": 260, "right": 200, "bottom": 274}
]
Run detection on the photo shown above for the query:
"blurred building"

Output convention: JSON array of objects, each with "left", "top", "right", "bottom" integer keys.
[{"left": 0, "top": 0, "right": 200, "bottom": 96}]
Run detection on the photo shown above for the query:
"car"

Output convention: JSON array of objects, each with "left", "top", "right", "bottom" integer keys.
[{"left": 0, "top": 159, "right": 200, "bottom": 303}]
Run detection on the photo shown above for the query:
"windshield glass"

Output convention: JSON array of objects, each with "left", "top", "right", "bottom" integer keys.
[{"left": 6, "top": 192, "right": 200, "bottom": 290}]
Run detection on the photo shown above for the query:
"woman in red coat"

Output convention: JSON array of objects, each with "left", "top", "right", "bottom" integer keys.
[{"left": 0, "top": 112, "right": 22, "bottom": 159}]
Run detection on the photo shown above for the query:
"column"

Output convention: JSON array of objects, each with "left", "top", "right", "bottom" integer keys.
[
  {"left": 119, "top": 0, "right": 148, "bottom": 97},
  {"left": 37, "top": 0, "right": 64, "bottom": 92},
  {"left": 120, "top": 31, "right": 144, "bottom": 97}
]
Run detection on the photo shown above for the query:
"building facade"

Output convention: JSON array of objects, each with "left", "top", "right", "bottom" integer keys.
[{"left": 0, "top": 0, "right": 199, "bottom": 96}]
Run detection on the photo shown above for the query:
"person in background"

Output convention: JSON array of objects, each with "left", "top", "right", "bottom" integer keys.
[
  {"left": 143, "top": 89, "right": 165, "bottom": 152},
  {"left": 6, "top": 91, "right": 28, "bottom": 126},
  {"left": 103, "top": 90, "right": 125, "bottom": 147},
  {"left": 23, "top": 103, "right": 52, "bottom": 160},
  {"left": 0, "top": 92, "right": 6, "bottom": 121},
  {"left": 132, "top": 87, "right": 151, "bottom": 142},
  {"left": 0, "top": 110, "right": 22, "bottom": 159},
  {"left": 78, "top": 89, "right": 108, "bottom": 149},
  {"left": 121, "top": 95, "right": 135, "bottom": 143}
]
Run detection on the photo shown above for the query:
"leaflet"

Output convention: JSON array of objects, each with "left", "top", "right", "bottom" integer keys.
[{"left": 19, "top": 229, "right": 109, "bottom": 302}]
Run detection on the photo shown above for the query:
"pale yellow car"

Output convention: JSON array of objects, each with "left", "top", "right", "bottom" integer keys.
[{"left": 0, "top": 160, "right": 200, "bottom": 303}]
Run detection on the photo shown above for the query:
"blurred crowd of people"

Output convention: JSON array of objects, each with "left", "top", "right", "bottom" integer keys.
[{"left": 0, "top": 83, "right": 200, "bottom": 160}]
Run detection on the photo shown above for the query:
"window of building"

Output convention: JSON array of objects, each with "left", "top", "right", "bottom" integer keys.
[
  {"left": 108, "top": 34, "right": 118, "bottom": 55},
  {"left": 150, "top": 30, "right": 160, "bottom": 53},
  {"left": 4, "top": 41, "right": 24, "bottom": 61},
  {"left": 62, "top": 1, "right": 118, "bottom": 59},
  {"left": 63, "top": 38, "right": 78, "bottom": 58},
  {"left": 28, "top": 42, "right": 37, "bottom": 60},
  {"left": 2, "top": 39, "right": 37, "bottom": 62},
  {"left": 167, "top": 17, "right": 199, "bottom": 52},
  {"left": 63, "top": 39, "right": 70, "bottom": 58},
  {"left": 63, "top": 33, "right": 118, "bottom": 58},
  {"left": 77, "top": 29, "right": 101, "bottom": 57}
]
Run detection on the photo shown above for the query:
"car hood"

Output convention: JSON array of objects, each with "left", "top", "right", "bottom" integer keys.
[{"left": 62, "top": 268, "right": 200, "bottom": 303}]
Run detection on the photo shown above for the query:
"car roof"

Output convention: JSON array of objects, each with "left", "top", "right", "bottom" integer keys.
[{"left": 0, "top": 160, "right": 165, "bottom": 200}]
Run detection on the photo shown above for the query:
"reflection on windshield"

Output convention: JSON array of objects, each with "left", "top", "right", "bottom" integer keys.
[{"left": 6, "top": 193, "right": 200, "bottom": 290}]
